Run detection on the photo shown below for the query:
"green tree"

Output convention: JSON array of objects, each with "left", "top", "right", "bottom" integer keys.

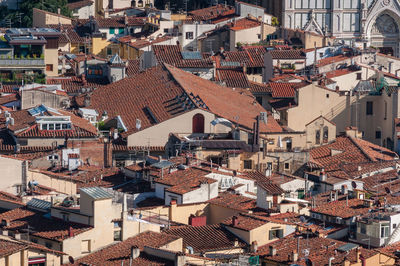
[{"left": 1, "top": 0, "right": 71, "bottom": 28}]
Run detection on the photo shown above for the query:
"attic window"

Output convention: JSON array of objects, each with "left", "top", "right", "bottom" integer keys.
[{"left": 143, "top": 106, "right": 159, "bottom": 124}]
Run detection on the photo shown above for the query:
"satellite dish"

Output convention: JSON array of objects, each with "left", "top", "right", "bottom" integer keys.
[
  {"left": 351, "top": 181, "right": 357, "bottom": 189},
  {"left": 69, "top": 256, "right": 74, "bottom": 264},
  {"left": 385, "top": 187, "right": 391, "bottom": 195}
]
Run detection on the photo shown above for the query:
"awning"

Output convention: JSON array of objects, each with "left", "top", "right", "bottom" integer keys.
[{"left": 210, "top": 118, "right": 233, "bottom": 127}]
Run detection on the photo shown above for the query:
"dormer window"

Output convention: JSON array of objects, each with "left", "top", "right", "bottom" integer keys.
[{"left": 36, "top": 116, "right": 72, "bottom": 131}]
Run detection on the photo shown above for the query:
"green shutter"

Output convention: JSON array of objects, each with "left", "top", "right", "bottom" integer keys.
[
  {"left": 119, "top": 28, "right": 124, "bottom": 34},
  {"left": 109, "top": 27, "right": 115, "bottom": 34},
  {"left": 269, "top": 230, "right": 273, "bottom": 240}
]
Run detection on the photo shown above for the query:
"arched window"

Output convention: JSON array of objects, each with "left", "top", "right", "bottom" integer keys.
[
  {"left": 315, "top": 130, "right": 320, "bottom": 144},
  {"left": 323, "top": 126, "right": 329, "bottom": 143},
  {"left": 192, "top": 113, "right": 205, "bottom": 133}
]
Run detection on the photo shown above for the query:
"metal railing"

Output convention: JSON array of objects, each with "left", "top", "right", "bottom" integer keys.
[{"left": 0, "top": 58, "right": 45, "bottom": 66}]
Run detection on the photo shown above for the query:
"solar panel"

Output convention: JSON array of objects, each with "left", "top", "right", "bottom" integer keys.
[
  {"left": 28, "top": 105, "right": 47, "bottom": 116},
  {"left": 220, "top": 61, "right": 241, "bottom": 67},
  {"left": 181, "top": 51, "right": 202, "bottom": 60},
  {"left": 337, "top": 243, "right": 358, "bottom": 252}
]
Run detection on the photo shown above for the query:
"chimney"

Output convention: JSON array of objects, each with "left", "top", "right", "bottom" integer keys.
[
  {"left": 320, "top": 171, "right": 327, "bottom": 182},
  {"left": 356, "top": 247, "right": 361, "bottom": 263},
  {"left": 291, "top": 250, "right": 298, "bottom": 262},
  {"left": 123, "top": 193, "right": 127, "bottom": 213},
  {"left": 170, "top": 199, "right": 177, "bottom": 205},
  {"left": 251, "top": 241, "right": 258, "bottom": 253},
  {"left": 130, "top": 246, "right": 140, "bottom": 260},
  {"left": 234, "top": 238, "right": 239, "bottom": 247},
  {"left": 269, "top": 245, "right": 276, "bottom": 256},
  {"left": 68, "top": 226, "right": 74, "bottom": 237},
  {"left": 185, "top": 156, "right": 190, "bottom": 166},
  {"left": 232, "top": 216, "right": 239, "bottom": 227}
]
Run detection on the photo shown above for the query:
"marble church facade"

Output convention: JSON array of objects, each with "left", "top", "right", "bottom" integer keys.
[{"left": 282, "top": 0, "right": 400, "bottom": 56}]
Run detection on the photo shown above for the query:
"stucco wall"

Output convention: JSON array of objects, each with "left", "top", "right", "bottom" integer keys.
[
  {"left": 0, "top": 156, "right": 24, "bottom": 194},
  {"left": 127, "top": 109, "right": 216, "bottom": 147}
]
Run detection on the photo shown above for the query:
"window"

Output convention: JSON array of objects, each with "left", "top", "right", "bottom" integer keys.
[
  {"left": 381, "top": 224, "right": 390, "bottom": 238},
  {"left": 256, "top": 96, "right": 263, "bottom": 105},
  {"left": 186, "top": 32, "right": 194, "bottom": 39},
  {"left": 343, "top": 0, "right": 360, "bottom": 9},
  {"left": 107, "top": 48, "right": 112, "bottom": 56},
  {"left": 356, "top": 73, "right": 362, "bottom": 80},
  {"left": 393, "top": 223, "right": 397, "bottom": 229},
  {"left": 326, "top": 94, "right": 329, "bottom": 98},
  {"left": 284, "top": 162, "right": 290, "bottom": 170},
  {"left": 366, "top": 101, "right": 373, "bottom": 115},
  {"left": 244, "top": 160, "right": 253, "bottom": 169},
  {"left": 62, "top": 214, "right": 69, "bottom": 222},
  {"left": 49, "top": 124, "right": 54, "bottom": 130},
  {"left": 114, "top": 230, "right": 121, "bottom": 241},
  {"left": 323, "top": 126, "right": 329, "bottom": 143},
  {"left": 81, "top": 240, "right": 91, "bottom": 253},
  {"left": 164, "top": 28, "right": 169, "bottom": 33},
  {"left": 45, "top": 242, "right": 52, "bottom": 249},
  {"left": 360, "top": 223, "right": 366, "bottom": 234},
  {"left": 192, "top": 113, "right": 205, "bottom": 133},
  {"left": 55, "top": 124, "right": 61, "bottom": 130},
  {"left": 109, "top": 27, "right": 115, "bottom": 34},
  {"left": 315, "top": 130, "right": 321, "bottom": 144},
  {"left": 315, "top": 13, "right": 331, "bottom": 32},
  {"left": 343, "top": 13, "right": 360, "bottom": 32},
  {"left": 46, "top": 64, "right": 53, "bottom": 71},
  {"left": 269, "top": 229, "right": 283, "bottom": 240},
  {"left": 384, "top": 101, "right": 387, "bottom": 120},
  {"left": 294, "top": 13, "right": 309, "bottom": 29},
  {"left": 376, "top": 131, "right": 381, "bottom": 139},
  {"left": 42, "top": 124, "right": 48, "bottom": 130},
  {"left": 257, "top": 34, "right": 261, "bottom": 39}
]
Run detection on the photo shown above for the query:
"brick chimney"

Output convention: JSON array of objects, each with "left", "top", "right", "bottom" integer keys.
[
  {"left": 68, "top": 226, "right": 74, "bottom": 237},
  {"left": 232, "top": 216, "right": 238, "bottom": 227}
]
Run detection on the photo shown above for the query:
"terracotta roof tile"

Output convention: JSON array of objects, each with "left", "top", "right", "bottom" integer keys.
[
  {"left": 189, "top": 4, "right": 235, "bottom": 21},
  {"left": 215, "top": 67, "right": 250, "bottom": 88},
  {"left": 229, "top": 18, "right": 261, "bottom": 31},
  {"left": 269, "top": 82, "right": 296, "bottom": 98},
  {"left": 165, "top": 224, "right": 245, "bottom": 252},
  {"left": 317, "top": 55, "right": 350, "bottom": 67},
  {"left": 153, "top": 44, "right": 213, "bottom": 68},
  {"left": 257, "top": 235, "right": 378, "bottom": 265},
  {"left": 0, "top": 239, "right": 27, "bottom": 257},
  {"left": 155, "top": 167, "right": 217, "bottom": 195},
  {"left": 207, "top": 191, "right": 256, "bottom": 211},
  {"left": 221, "top": 213, "right": 269, "bottom": 231},
  {"left": 70, "top": 231, "right": 181, "bottom": 266},
  {"left": 311, "top": 198, "right": 370, "bottom": 219},
  {"left": 0, "top": 207, "right": 92, "bottom": 241},
  {"left": 270, "top": 50, "right": 306, "bottom": 60}
]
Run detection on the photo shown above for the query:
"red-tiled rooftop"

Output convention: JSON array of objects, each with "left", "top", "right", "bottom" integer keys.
[
  {"left": 70, "top": 231, "right": 181, "bottom": 266},
  {"left": 311, "top": 198, "right": 370, "bottom": 219},
  {"left": 317, "top": 55, "right": 351, "bottom": 67},
  {"left": 207, "top": 191, "right": 256, "bottom": 211},
  {"left": 257, "top": 235, "right": 379, "bottom": 265},
  {"left": 229, "top": 18, "right": 261, "bottom": 31},
  {"left": 155, "top": 167, "right": 216, "bottom": 195},
  {"left": 189, "top": 4, "right": 235, "bottom": 21},
  {"left": 165, "top": 224, "right": 246, "bottom": 252},
  {"left": 0, "top": 207, "right": 92, "bottom": 241},
  {"left": 310, "top": 136, "right": 398, "bottom": 180},
  {"left": 222, "top": 213, "right": 269, "bottom": 231}
]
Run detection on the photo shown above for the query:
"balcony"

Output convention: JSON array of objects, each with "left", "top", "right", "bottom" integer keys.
[{"left": 0, "top": 58, "right": 45, "bottom": 67}]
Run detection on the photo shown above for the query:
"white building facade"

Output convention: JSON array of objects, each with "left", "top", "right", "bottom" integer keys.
[{"left": 282, "top": 0, "right": 400, "bottom": 56}]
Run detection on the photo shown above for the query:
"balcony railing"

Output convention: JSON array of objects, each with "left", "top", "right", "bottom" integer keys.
[{"left": 0, "top": 58, "right": 45, "bottom": 67}]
